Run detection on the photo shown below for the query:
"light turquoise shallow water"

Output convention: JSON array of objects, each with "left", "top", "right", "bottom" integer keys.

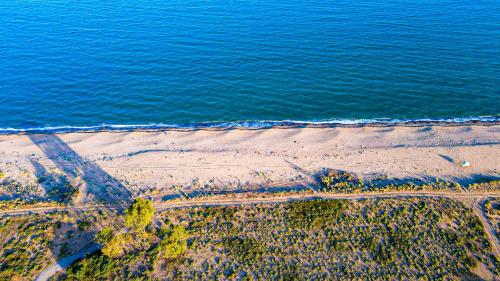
[{"left": 0, "top": 0, "right": 499, "bottom": 131}]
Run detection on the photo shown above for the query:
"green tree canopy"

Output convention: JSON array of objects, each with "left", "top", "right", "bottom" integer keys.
[
  {"left": 125, "top": 198, "right": 155, "bottom": 230},
  {"left": 159, "top": 224, "right": 188, "bottom": 259},
  {"left": 95, "top": 227, "right": 114, "bottom": 244},
  {"left": 66, "top": 253, "right": 115, "bottom": 280},
  {"left": 102, "top": 233, "right": 129, "bottom": 258}
]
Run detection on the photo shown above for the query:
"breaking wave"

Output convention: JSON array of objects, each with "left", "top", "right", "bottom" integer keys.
[{"left": 0, "top": 116, "right": 498, "bottom": 135}]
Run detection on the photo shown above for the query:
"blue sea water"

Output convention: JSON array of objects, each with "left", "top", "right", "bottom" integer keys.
[{"left": 0, "top": 0, "right": 499, "bottom": 131}]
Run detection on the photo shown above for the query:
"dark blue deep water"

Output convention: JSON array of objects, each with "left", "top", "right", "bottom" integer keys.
[{"left": 0, "top": 0, "right": 499, "bottom": 131}]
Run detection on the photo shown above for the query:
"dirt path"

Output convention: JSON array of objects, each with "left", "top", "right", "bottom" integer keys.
[
  {"left": 154, "top": 191, "right": 500, "bottom": 209},
  {"left": 2, "top": 191, "right": 498, "bottom": 217},
  {"left": 34, "top": 244, "right": 101, "bottom": 281},
  {"left": 471, "top": 196, "right": 500, "bottom": 257}
]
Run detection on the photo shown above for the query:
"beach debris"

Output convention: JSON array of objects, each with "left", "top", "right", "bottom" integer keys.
[{"left": 460, "top": 161, "right": 470, "bottom": 167}]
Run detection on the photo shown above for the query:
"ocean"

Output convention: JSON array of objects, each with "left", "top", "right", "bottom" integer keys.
[{"left": 0, "top": 0, "right": 499, "bottom": 132}]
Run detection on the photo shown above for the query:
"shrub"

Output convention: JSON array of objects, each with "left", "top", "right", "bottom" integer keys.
[
  {"left": 159, "top": 224, "right": 188, "bottom": 259},
  {"left": 77, "top": 220, "right": 91, "bottom": 231},
  {"left": 66, "top": 252, "right": 115, "bottom": 280},
  {"left": 286, "top": 199, "right": 346, "bottom": 228},
  {"left": 320, "top": 170, "right": 364, "bottom": 193},
  {"left": 468, "top": 179, "right": 500, "bottom": 191},
  {"left": 125, "top": 198, "right": 155, "bottom": 230},
  {"left": 102, "top": 233, "right": 129, "bottom": 258},
  {"left": 222, "top": 237, "right": 264, "bottom": 261},
  {"left": 95, "top": 227, "right": 114, "bottom": 244}
]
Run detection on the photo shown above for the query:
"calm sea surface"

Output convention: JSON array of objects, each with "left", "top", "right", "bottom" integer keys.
[{"left": 0, "top": 0, "right": 499, "bottom": 130}]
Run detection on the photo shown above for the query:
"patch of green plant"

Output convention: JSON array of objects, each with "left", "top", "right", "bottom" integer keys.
[
  {"left": 102, "top": 233, "right": 130, "bottom": 258},
  {"left": 320, "top": 170, "right": 364, "bottom": 192},
  {"left": 468, "top": 178, "right": 500, "bottom": 191},
  {"left": 0, "top": 198, "right": 62, "bottom": 211},
  {"left": 0, "top": 212, "right": 98, "bottom": 280},
  {"left": 158, "top": 224, "right": 188, "bottom": 259},
  {"left": 221, "top": 237, "right": 264, "bottom": 262},
  {"left": 154, "top": 198, "right": 498, "bottom": 280},
  {"left": 95, "top": 227, "right": 114, "bottom": 244},
  {"left": 65, "top": 252, "right": 116, "bottom": 280},
  {"left": 66, "top": 199, "right": 186, "bottom": 280},
  {"left": 319, "top": 170, "right": 462, "bottom": 193},
  {"left": 286, "top": 199, "right": 346, "bottom": 229},
  {"left": 125, "top": 198, "right": 155, "bottom": 230},
  {"left": 369, "top": 178, "right": 461, "bottom": 192},
  {"left": 77, "top": 220, "right": 91, "bottom": 231}
]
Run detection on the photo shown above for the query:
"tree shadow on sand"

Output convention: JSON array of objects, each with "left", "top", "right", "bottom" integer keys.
[
  {"left": 28, "top": 134, "right": 131, "bottom": 280},
  {"left": 29, "top": 134, "right": 131, "bottom": 205},
  {"left": 30, "top": 159, "right": 78, "bottom": 205}
]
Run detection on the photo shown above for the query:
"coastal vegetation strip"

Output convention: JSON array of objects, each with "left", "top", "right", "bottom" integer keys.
[
  {"left": 0, "top": 210, "right": 106, "bottom": 280},
  {"left": 69, "top": 198, "right": 498, "bottom": 280},
  {"left": 1, "top": 168, "right": 499, "bottom": 279},
  {"left": 2, "top": 197, "right": 498, "bottom": 280},
  {"left": 2, "top": 175, "right": 499, "bottom": 215}
]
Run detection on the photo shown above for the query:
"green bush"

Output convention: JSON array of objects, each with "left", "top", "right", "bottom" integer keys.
[
  {"left": 102, "top": 233, "right": 129, "bottom": 258},
  {"left": 95, "top": 227, "right": 114, "bottom": 244},
  {"left": 159, "top": 224, "right": 188, "bottom": 259},
  {"left": 77, "top": 220, "right": 91, "bottom": 231},
  {"left": 125, "top": 198, "right": 155, "bottom": 230},
  {"left": 286, "top": 199, "right": 346, "bottom": 228},
  {"left": 66, "top": 252, "right": 115, "bottom": 280}
]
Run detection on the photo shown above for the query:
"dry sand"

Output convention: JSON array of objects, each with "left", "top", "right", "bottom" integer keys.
[{"left": 0, "top": 124, "right": 499, "bottom": 202}]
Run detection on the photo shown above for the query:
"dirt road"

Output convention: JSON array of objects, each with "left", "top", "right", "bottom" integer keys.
[
  {"left": 34, "top": 245, "right": 101, "bottom": 281},
  {"left": 2, "top": 190, "right": 498, "bottom": 216}
]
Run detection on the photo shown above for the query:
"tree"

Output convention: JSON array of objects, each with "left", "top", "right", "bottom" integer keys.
[
  {"left": 159, "top": 224, "right": 188, "bottom": 259},
  {"left": 125, "top": 198, "right": 155, "bottom": 230},
  {"left": 66, "top": 253, "right": 115, "bottom": 280},
  {"left": 102, "top": 233, "right": 129, "bottom": 258},
  {"left": 95, "top": 227, "right": 114, "bottom": 244}
]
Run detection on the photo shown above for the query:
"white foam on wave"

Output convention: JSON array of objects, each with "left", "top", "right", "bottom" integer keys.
[{"left": 0, "top": 116, "right": 498, "bottom": 134}]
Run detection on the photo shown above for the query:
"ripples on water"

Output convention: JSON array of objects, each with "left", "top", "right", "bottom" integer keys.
[{"left": 0, "top": 0, "right": 498, "bottom": 130}]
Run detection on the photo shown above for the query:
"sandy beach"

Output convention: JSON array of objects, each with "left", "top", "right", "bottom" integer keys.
[{"left": 0, "top": 124, "right": 499, "bottom": 203}]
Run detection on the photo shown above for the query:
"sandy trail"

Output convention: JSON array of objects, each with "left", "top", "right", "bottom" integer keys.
[
  {"left": 34, "top": 245, "right": 101, "bottom": 281},
  {"left": 471, "top": 196, "right": 500, "bottom": 257},
  {"left": 1, "top": 189, "right": 498, "bottom": 216}
]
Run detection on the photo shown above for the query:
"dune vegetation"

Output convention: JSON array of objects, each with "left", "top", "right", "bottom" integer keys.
[{"left": 53, "top": 197, "right": 499, "bottom": 280}]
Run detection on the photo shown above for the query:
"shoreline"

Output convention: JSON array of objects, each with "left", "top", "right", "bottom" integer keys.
[{"left": 1, "top": 116, "right": 499, "bottom": 135}]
